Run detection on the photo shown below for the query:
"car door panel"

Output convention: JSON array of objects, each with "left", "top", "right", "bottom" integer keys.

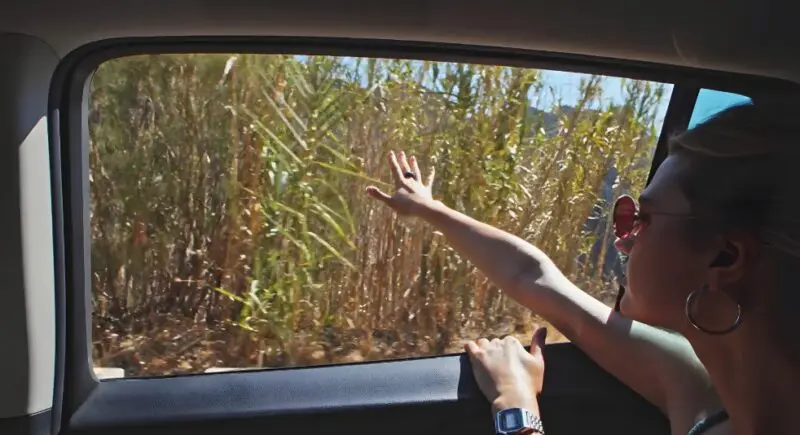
[{"left": 65, "top": 343, "right": 668, "bottom": 435}]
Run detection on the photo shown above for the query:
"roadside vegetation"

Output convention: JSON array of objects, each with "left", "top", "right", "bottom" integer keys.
[{"left": 89, "top": 54, "right": 666, "bottom": 375}]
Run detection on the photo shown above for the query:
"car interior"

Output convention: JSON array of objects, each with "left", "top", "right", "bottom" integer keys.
[{"left": 1, "top": 1, "right": 798, "bottom": 435}]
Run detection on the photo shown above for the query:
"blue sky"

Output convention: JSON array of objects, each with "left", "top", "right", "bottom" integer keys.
[
  {"left": 538, "top": 70, "right": 671, "bottom": 112},
  {"left": 538, "top": 69, "right": 752, "bottom": 134},
  {"left": 537, "top": 70, "right": 673, "bottom": 134},
  {"left": 688, "top": 88, "right": 752, "bottom": 128}
]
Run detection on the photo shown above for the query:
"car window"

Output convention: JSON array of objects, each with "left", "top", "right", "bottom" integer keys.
[
  {"left": 89, "top": 54, "right": 673, "bottom": 377},
  {"left": 689, "top": 88, "right": 751, "bottom": 128}
]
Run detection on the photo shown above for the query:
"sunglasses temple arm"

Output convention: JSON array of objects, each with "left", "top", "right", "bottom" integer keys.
[{"left": 613, "top": 284, "right": 625, "bottom": 312}]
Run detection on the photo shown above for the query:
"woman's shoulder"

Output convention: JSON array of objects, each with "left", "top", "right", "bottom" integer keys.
[{"left": 648, "top": 327, "right": 722, "bottom": 428}]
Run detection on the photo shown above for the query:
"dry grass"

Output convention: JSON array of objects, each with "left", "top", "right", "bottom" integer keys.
[{"left": 89, "top": 54, "right": 665, "bottom": 376}]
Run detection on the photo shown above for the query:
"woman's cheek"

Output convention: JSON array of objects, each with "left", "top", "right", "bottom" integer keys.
[{"left": 623, "top": 236, "right": 659, "bottom": 304}]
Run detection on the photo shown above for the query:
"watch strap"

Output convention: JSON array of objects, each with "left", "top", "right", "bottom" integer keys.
[{"left": 522, "top": 409, "right": 545, "bottom": 435}]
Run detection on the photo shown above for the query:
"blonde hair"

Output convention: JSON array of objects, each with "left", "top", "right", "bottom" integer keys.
[
  {"left": 669, "top": 101, "right": 800, "bottom": 358},
  {"left": 670, "top": 101, "right": 800, "bottom": 255}
]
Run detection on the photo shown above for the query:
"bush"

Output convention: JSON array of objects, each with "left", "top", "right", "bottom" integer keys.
[{"left": 89, "top": 54, "right": 665, "bottom": 375}]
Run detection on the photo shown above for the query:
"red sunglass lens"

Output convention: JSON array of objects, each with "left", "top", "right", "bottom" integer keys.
[{"left": 613, "top": 196, "right": 637, "bottom": 238}]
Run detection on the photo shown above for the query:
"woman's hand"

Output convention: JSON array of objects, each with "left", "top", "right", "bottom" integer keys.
[
  {"left": 365, "top": 150, "right": 436, "bottom": 217},
  {"left": 465, "top": 327, "right": 548, "bottom": 415}
]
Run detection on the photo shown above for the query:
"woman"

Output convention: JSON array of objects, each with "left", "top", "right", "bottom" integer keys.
[{"left": 365, "top": 102, "right": 800, "bottom": 435}]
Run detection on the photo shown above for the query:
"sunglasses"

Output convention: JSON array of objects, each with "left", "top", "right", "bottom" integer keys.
[{"left": 612, "top": 194, "right": 699, "bottom": 239}]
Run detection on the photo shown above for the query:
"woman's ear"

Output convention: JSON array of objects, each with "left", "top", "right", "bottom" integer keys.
[
  {"left": 709, "top": 242, "right": 737, "bottom": 267},
  {"left": 708, "top": 233, "right": 759, "bottom": 290}
]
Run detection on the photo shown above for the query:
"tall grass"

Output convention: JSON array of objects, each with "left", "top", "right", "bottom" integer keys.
[{"left": 89, "top": 54, "right": 666, "bottom": 375}]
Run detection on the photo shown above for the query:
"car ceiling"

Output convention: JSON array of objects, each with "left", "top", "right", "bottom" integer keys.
[{"left": 0, "top": 0, "right": 795, "bottom": 83}]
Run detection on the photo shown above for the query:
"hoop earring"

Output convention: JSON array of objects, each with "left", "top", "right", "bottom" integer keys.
[{"left": 685, "top": 287, "right": 743, "bottom": 335}]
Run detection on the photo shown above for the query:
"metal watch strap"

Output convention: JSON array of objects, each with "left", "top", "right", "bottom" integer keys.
[
  {"left": 523, "top": 409, "right": 545, "bottom": 435},
  {"left": 496, "top": 408, "right": 545, "bottom": 435}
]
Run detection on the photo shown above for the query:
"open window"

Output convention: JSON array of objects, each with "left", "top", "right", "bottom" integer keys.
[
  {"left": 87, "top": 53, "right": 673, "bottom": 378},
  {"left": 50, "top": 38, "right": 791, "bottom": 435}
]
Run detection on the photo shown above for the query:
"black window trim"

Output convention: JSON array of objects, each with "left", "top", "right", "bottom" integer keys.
[
  {"left": 47, "top": 35, "right": 800, "bottom": 433},
  {"left": 646, "top": 85, "right": 699, "bottom": 184}
]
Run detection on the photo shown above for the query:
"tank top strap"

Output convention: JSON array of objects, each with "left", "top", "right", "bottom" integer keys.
[{"left": 686, "top": 409, "right": 729, "bottom": 435}]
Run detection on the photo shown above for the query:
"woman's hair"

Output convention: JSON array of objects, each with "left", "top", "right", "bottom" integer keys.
[{"left": 668, "top": 100, "right": 800, "bottom": 358}]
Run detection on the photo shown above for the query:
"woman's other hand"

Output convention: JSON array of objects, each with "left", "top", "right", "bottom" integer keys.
[
  {"left": 465, "top": 327, "right": 548, "bottom": 416},
  {"left": 365, "top": 150, "right": 436, "bottom": 217}
]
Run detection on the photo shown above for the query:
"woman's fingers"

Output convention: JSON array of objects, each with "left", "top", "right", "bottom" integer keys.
[
  {"left": 530, "top": 327, "right": 548, "bottom": 356},
  {"left": 399, "top": 151, "right": 412, "bottom": 174},
  {"left": 384, "top": 150, "right": 434, "bottom": 194},
  {"left": 410, "top": 156, "right": 422, "bottom": 181},
  {"left": 502, "top": 335, "right": 523, "bottom": 351},
  {"left": 365, "top": 186, "right": 392, "bottom": 205},
  {"left": 388, "top": 151, "right": 405, "bottom": 186},
  {"left": 534, "top": 327, "right": 548, "bottom": 347},
  {"left": 464, "top": 340, "right": 481, "bottom": 355}
]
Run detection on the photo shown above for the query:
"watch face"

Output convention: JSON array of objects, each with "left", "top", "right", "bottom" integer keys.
[{"left": 499, "top": 409, "right": 523, "bottom": 431}]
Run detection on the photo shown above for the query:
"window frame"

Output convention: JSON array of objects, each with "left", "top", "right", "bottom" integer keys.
[{"left": 48, "top": 35, "right": 800, "bottom": 430}]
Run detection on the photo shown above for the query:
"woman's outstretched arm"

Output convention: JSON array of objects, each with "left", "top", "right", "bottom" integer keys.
[{"left": 366, "top": 151, "right": 718, "bottom": 433}]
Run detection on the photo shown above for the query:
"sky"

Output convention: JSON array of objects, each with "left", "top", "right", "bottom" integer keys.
[
  {"left": 538, "top": 70, "right": 672, "bottom": 121},
  {"left": 688, "top": 88, "right": 752, "bottom": 128},
  {"left": 538, "top": 69, "right": 752, "bottom": 134}
]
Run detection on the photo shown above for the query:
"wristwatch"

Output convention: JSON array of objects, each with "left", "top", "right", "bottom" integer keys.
[{"left": 495, "top": 408, "right": 545, "bottom": 435}]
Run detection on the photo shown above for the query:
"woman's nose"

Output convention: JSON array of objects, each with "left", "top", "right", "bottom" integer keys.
[{"left": 614, "top": 237, "right": 633, "bottom": 255}]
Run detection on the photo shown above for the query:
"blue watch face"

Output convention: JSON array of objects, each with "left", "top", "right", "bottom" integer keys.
[{"left": 499, "top": 409, "right": 523, "bottom": 431}]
